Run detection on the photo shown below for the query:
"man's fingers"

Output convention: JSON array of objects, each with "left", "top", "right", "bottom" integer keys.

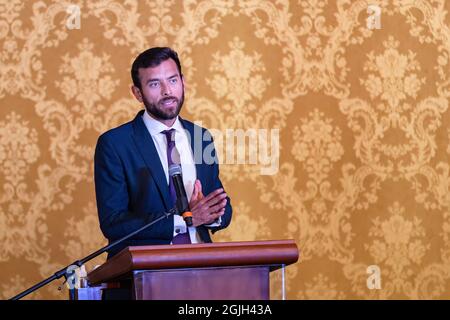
[
  {"left": 195, "top": 188, "right": 224, "bottom": 207},
  {"left": 192, "top": 198, "right": 226, "bottom": 225},
  {"left": 209, "top": 199, "right": 227, "bottom": 214},
  {"left": 204, "top": 188, "right": 223, "bottom": 201},
  {"left": 204, "top": 193, "right": 227, "bottom": 208},
  {"left": 191, "top": 181, "right": 199, "bottom": 199},
  {"left": 197, "top": 180, "right": 203, "bottom": 198},
  {"left": 209, "top": 210, "right": 224, "bottom": 221}
]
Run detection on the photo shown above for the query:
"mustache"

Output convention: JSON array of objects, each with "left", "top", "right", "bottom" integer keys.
[{"left": 159, "top": 97, "right": 179, "bottom": 104}]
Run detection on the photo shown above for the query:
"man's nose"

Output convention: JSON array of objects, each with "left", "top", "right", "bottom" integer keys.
[{"left": 161, "top": 81, "right": 172, "bottom": 96}]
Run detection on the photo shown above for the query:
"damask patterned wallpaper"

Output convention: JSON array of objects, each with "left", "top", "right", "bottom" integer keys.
[{"left": 0, "top": 0, "right": 449, "bottom": 300}]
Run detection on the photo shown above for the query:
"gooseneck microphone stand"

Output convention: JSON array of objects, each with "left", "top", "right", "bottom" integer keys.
[{"left": 10, "top": 207, "right": 178, "bottom": 300}]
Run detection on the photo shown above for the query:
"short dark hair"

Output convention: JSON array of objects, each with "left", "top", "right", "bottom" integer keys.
[{"left": 131, "top": 47, "right": 182, "bottom": 89}]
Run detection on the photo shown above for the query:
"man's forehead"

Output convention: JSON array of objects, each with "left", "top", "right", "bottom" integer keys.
[{"left": 138, "top": 59, "right": 179, "bottom": 79}]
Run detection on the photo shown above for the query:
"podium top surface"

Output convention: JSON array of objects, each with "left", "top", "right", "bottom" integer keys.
[{"left": 87, "top": 239, "right": 299, "bottom": 284}]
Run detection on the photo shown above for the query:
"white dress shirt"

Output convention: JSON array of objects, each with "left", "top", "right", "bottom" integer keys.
[{"left": 142, "top": 111, "right": 203, "bottom": 243}]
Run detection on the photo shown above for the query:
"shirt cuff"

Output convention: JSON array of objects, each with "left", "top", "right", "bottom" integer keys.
[
  {"left": 173, "top": 214, "right": 187, "bottom": 237},
  {"left": 204, "top": 216, "right": 222, "bottom": 227}
]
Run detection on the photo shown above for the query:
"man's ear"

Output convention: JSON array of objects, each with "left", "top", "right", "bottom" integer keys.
[
  {"left": 131, "top": 85, "right": 143, "bottom": 103},
  {"left": 181, "top": 74, "right": 186, "bottom": 89}
]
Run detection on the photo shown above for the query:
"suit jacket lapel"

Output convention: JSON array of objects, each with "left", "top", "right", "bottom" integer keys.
[{"left": 131, "top": 110, "right": 172, "bottom": 210}]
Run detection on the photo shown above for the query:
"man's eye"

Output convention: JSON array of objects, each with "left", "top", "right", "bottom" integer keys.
[
  {"left": 149, "top": 82, "right": 159, "bottom": 88},
  {"left": 170, "top": 78, "right": 177, "bottom": 84}
]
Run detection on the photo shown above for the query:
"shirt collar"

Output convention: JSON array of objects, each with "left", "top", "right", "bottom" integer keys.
[{"left": 142, "top": 109, "right": 184, "bottom": 137}]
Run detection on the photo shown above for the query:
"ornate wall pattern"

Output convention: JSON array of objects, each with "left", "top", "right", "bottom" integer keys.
[{"left": 0, "top": 0, "right": 449, "bottom": 299}]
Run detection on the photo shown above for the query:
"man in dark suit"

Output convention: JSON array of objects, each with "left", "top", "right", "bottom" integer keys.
[{"left": 94, "top": 47, "right": 232, "bottom": 258}]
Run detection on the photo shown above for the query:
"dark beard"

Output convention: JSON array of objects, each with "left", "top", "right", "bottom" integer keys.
[{"left": 143, "top": 91, "right": 184, "bottom": 121}]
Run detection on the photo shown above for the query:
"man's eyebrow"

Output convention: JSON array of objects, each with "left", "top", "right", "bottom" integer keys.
[
  {"left": 146, "top": 78, "right": 159, "bottom": 84},
  {"left": 145, "top": 74, "right": 178, "bottom": 84}
]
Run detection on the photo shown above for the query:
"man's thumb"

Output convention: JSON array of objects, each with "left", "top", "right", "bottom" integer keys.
[
  {"left": 196, "top": 180, "right": 203, "bottom": 198},
  {"left": 192, "top": 180, "right": 199, "bottom": 197}
]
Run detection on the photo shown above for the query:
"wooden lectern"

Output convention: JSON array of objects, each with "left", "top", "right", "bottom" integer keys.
[{"left": 86, "top": 240, "right": 299, "bottom": 300}]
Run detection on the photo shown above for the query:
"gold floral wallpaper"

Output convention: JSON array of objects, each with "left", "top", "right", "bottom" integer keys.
[{"left": 0, "top": 0, "right": 449, "bottom": 300}]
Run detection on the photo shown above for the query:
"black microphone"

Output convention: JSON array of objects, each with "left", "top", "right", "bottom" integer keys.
[{"left": 169, "top": 164, "right": 193, "bottom": 227}]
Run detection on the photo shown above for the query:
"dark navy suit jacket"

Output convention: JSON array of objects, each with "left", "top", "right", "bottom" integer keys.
[{"left": 94, "top": 110, "right": 232, "bottom": 258}]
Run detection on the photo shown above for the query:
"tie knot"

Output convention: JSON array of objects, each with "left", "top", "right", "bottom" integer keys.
[{"left": 162, "top": 129, "right": 175, "bottom": 143}]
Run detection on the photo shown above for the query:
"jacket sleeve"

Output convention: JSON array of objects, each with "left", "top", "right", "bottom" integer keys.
[{"left": 94, "top": 134, "right": 174, "bottom": 241}]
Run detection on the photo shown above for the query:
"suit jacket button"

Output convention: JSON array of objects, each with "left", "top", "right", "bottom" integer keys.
[{"left": 175, "top": 228, "right": 180, "bottom": 234}]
